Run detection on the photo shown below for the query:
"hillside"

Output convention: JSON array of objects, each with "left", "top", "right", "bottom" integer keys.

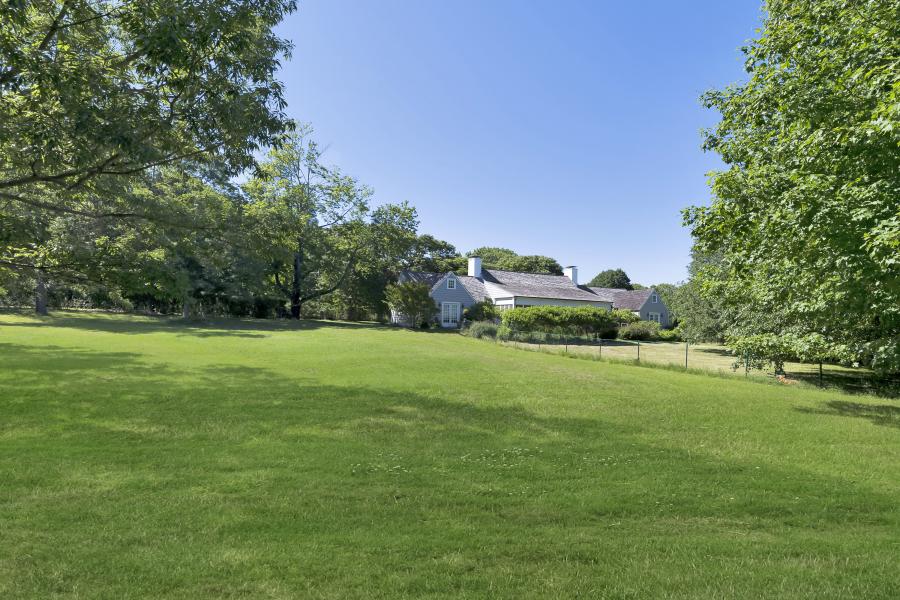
[{"left": 1, "top": 312, "right": 898, "bottom": 598}]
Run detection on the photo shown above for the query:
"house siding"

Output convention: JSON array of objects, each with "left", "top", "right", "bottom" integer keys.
[
  {"left": 638, "top": 292, "right": 670, "bottom": 327},
  {"left": 430, "top": 274, "right": 477, "bottom": 327}
]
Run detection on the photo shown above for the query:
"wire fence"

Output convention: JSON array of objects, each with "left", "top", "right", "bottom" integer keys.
[{"left": 488, "top": 329, "right": 900, "bottom": 396}]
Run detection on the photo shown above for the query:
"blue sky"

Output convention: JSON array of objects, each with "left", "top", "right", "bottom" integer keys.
[{"left": 276, "top": 0, "right": 763, "bottom": 284}]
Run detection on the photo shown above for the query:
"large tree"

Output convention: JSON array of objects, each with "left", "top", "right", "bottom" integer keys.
[
  {"left": 243, "top": 128, "right": 370, "bottom": 319},
  {"left": 587, "top": 268, "right": 633, "bottom": 290},
  {"left": 0, "top": 0, "right": 296, "bottom": 312},
  {"left": 467, "top": 246, "right": 563, "bottom": 275},
  {"left": 685, "top": 0, "right": 899, "bottom": 372}
]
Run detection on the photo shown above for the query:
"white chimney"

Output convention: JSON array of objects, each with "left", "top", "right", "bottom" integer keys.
[
  {"left": 564, "top": 266, "right": 578, "bottom": 285},
  {"left": 468, "top": 256, "right": 482, "bottom": 278}
]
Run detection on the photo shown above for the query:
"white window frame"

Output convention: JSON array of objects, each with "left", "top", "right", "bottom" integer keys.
[
  {"left": 651, "top": 293, "right": 658, "bottom": 303},
  {"left": 648, "top": 312, "right": 661, "bottom": 323},
  {"left": 447, "top": 278, "right": 456, "bottom": 290},
  {"left": 441, "top": 302, "right": 461, "bottom": 326}
]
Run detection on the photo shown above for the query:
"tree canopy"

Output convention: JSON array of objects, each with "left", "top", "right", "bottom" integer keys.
[
  {"left": 685, "top": 0, "right": 900, "bottom": 372},
  {"left": 587, "top": 268, "right": 633, "bottom": 290},
  {"left": 467, "top": 247, "right": 563, "bottom": 275}
]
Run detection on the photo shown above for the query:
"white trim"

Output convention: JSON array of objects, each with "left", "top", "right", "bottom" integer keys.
[
  {"left": 440, "top": 302, "right": 461, "bottom": 327},
  {"left": 651, "top": 293, "right": 658, "bottom": 303},
  {"left": 447, "top": 278, "right": 456, "bottom": 289},
  {"left": 648, "top": 312, "right": 661, "bottom": 323}
]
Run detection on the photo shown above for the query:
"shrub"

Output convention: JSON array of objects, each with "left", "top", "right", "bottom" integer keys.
[
  {"left": 619, "top": 321, "right": 661, "bottom": 341},
  {"left": 385, "top": 282, "right": 437, "bottom": 329},
  {"left": 466, "top": 321, "right": 498, "bottom": 339},
  {"left": 500, "top": 306, "right": 619, "bottom": 336},
  {"left": 464, "top": 300, "right": 497, "bottom": 323},
  {"left": 658, "top": 327, "right": 681, "bottom": 342}
]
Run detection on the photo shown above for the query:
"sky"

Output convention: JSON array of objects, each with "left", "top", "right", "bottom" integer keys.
[{"left": 275, "top": 0, "right": 764, "bottom": 285}]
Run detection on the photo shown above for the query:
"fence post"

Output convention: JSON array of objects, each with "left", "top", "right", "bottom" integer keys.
[
  {"left": 598, "top": 338, "right": 602, "bottom": 359},
  {"left": 819, "top": 361, "right": 823, "bottom": 387},
  {"left": 685, "top": 341, "right": 689, "bottom": 370},
  {"left": 745, "top": 353, "right": 749, "bottom": 377},
  {"left": 637, "top": 341, "right": 640, "bottom": 362},
  {"left": 565, "top": 337, "right": 568, "bottom": 353}
]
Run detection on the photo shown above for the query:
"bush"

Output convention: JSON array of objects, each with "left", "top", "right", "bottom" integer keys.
[
  {"left": 619, "top": 321, "right": 661, "bottom": 341},
  {"left": 501, "top": 306, "right": 619, "bottom": 336},
  {"left": 658, "top": 327, "right": 681, "bottom": 342},
  {"left": 464, "top": 301, "right": 498, "bottom": 323},
  {"left": 465, "top": 321, "right": 498, "bottom": 339}
]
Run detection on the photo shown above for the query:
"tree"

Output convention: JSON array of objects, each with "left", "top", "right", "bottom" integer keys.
[
  {"left": 684, "top": 0, "right": 900, "bottom": 372},
  {"left": 243, "top": 128, "right": 370, "bottom": 319},
  {"left": 0, "top": 1, "right": 294, "bottom": 210},
  {"left": 385, "top": 282, "right": 436, "bottom": 328},
  {"left": 467, "top": 247, "right": 563, "bottom": 274},
  {"left": 587, "top": 269, "right": 633, "bottom": 290},
  {"left": 1, "top": 1, "right": 296, "bottom": 312},
  {"left": 408, "top": 235, "right": 463, "bottom": 273}
]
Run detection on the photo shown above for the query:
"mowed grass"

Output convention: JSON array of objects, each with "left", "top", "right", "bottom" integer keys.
[
  {"left": 1, "top": 312, "right": 898, "bottom": 599},
  {"left": 504, "top": 339, "right": 889, "bottom": 395}
]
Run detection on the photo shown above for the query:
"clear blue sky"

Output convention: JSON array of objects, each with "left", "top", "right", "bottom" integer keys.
[{"left": 276, "top": 0, "right": 763, "bottom": 284}]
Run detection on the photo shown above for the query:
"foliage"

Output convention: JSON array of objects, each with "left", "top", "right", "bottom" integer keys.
[
  {"left": 464, "top": 321, "right": 498, "bottom": 339},
  {"left": 729, "top": 333, "right": 853, "bottom": 375},
  {"left": 685, "top": 0, "right": 900, "bottom": 373},
  {"left": 501, "top": 305, "right": 619, "bottom": 336},
  {"left": 463, "top": 300, "right": 497, "bottom": 323},
  {"left": 587, "top": 268, "right": 633, "bottom": 289},
  {"left": 0, "top": 0, "right": 295, "bottom": 218},
  {"left": 242, "top": 127, "right": 372, "bottom": 318},
  {"left": 619, "top": 321, "right": 661, "bottom": 341},
  {"left": 467, "top": 246, "right": 562, "bottom": 275},
  {"left": 658, "top": 328, "right": 682, "bottom": 342},
  {"left": 408, "top": 235, "right": 464, "bottom": 274},
  {"left": 385, "top": 282, "right": 437, "bottom": 329}
]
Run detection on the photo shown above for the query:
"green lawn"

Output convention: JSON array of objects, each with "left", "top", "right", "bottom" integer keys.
[
  {"left": 1, "top": 312, "right": 898, "bottom": 599},
  {"left": 502, "top": 339, "right": 889, "bottom": 395}
]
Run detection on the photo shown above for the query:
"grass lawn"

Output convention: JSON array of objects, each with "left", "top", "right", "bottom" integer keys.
[
  {"left": 1, "top": 311, "right": 898, "bottom": 598},
  {"left": 502, "top": 339, "right": 892, "bottom": 396}
]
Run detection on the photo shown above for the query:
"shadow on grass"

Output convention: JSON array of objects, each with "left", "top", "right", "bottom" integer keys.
[
  {"left": 2, "top": 338, "right": 896, "bottom": 532},
  {"left": 0, "top": 309, "right": 393, "bottom": 338},
  {"left": 795, "top": 400, "right": 900, "bottom": 429},
  {"left": 788, "top": 369, "right": 900, "bottom": 399}
]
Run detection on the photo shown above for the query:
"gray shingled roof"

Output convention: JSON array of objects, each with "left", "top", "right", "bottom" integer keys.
[
  {"left": 481, "top": 269, "right": 608, "bottom": 302},
  {"left": 402, "top": 271, "right": 445, "bottom": 288},
  {"left": 401, "top": 271, "right": 488, "bottom": 302},
  {"left": 588, "top": 287, "right": 653, "bottom": 310},
  {"left": 456, "top": 276, "right": 488, "bottom": 302}
]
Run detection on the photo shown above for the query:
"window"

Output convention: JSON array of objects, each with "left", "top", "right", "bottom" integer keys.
[
  {"left": 441, "top": 302, "right": 460, "bottom": 326},
  {"left": 447, "top": 278, "right": 456, "bottom": 289},
  {"left": 651, "top": 293, "right": 658, "bottom": 304},
  {"left": 648, "top": 312, "right": 661, "bottom": 323}
]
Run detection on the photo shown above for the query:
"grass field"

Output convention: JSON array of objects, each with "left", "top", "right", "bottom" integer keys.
[
  {"left": 499, "top": 338, "right": 892, "bottom": 395},
  {"left": 1, "top": 311, "right": 898, "bottom": 598}
]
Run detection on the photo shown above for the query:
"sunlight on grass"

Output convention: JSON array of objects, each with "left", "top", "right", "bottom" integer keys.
[{"left": 1, "top": 311, "right": 898, "bottom": 598}]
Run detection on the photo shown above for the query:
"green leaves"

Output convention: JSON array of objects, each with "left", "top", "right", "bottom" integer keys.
[{"left": 687, "top": 0, "right": 900, "bottom": 373}]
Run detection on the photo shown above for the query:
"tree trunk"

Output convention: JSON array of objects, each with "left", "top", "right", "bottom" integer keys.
[
  {"left": 182, "top": 297, "right": 191, "bottom": 319},
  {"left": 35, "top": 271, "right": 48, "bottom": 316},
  {"left": 290, "top": 250, "right": 302, "bottom": 319}
]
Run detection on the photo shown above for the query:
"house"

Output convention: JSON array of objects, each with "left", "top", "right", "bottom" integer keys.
[
  {"left": 394, "top": 257, "right": 615, "bottom": 328},
  {"left": 588, "top": 287, "right": 671, "bottom": 326}
]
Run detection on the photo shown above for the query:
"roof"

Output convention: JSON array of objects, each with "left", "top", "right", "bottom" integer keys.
[
  {"left": 401, "top": 271, "right": 446, "bottom": 288},
  {"left": 588, "top": 287, "right": 653, "bottom": 311},
  {"left": 456, "top": 276, "right": 488, "bottom": 302},
  {"left": 400, "top": 270, "right": 489, "bottom": 302},
  {"left": 480, "top": 269, "right": 608, "bottom": 302}
]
